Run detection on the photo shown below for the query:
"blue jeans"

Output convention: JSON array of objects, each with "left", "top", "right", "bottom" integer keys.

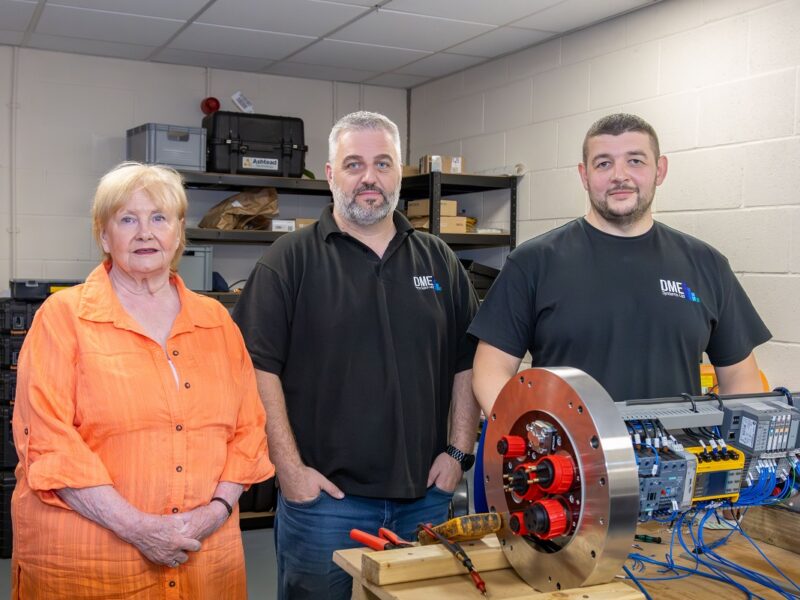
[{"left": 275, "top": 486, "right": 454, "bottom": 600}]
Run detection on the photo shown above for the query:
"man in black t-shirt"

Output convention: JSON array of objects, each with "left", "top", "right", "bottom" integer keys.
[
  {"left": 233, "top": 111, "right": 480, "bottom": 600},
  {"left": 470, "top": 113, "right": 771, "bottom": 413}
]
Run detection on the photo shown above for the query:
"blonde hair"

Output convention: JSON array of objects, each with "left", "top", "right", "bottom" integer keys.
[{"left": 92, "top": 162, "right": 187, "bottom": 271}]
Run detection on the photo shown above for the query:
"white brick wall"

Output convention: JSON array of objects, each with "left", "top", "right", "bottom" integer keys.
[
  {"left": 410, "top": 0, "right": 800, "bottom": 390},
  {"left": 0, "top": 48, "right": 406, "bottom": 287}
]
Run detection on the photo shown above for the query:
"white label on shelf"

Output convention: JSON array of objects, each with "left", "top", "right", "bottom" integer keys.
[{"left": 242, "top": 157, "right": 279, "bottom": 171}]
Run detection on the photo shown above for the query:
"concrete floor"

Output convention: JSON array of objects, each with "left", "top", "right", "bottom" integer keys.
[{"left": 0, "top": 527, "right": 278, "bottom": 600}]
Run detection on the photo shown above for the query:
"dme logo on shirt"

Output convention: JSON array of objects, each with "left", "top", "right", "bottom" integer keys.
[
  {"left": 660, "top": 279, "right": 701, "bottom": 303},
  {"left": 413, "top": 275, "right": 442, "bottom": 292}
]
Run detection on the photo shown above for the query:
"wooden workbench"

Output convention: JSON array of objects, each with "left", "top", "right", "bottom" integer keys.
[{"left": 334, "top": 523, "right": 800, "bottom": 600}]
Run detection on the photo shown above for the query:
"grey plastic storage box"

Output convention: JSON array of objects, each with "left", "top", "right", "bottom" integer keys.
[
  {"left": 179, "top": 245, "right": 213, "bottom": 291},
  {"left": 126, "top": 123, "right": 206, "bottom": 172}
]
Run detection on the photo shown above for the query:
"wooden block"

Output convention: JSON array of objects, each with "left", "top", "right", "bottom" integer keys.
[
  {"left": 741, "top": 505, "right": 800, "bottom": 553},
  {"left": 503, "top": 581, "right": 643, "bottom": 599},
  {"left": 360, "top": 535, "right": 509, "bottom": 586}
]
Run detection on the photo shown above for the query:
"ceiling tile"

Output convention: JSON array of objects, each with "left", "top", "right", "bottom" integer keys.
[
  {"left": 47, "top": 0, "right": 209, "bottom": 20},
  {"left": 170, "top": 23, "right": 314, "bottom": 60},
  {"left": 153, "top": 47, "right": 269, "bottom": 72},
  {"left": 396, "top": 52, "right": 484, "bottom": 77},
  {"left": 447, "top": 26, "right": 554, "bottom": 57},
  {"left": 36, "top": 5, "right": 182, "bottom": 46},
  {"left": 513, "top": 0, "right": 655, "bottom": 33},
  {"left": 0, "top": 0, "right": 36, "bottom": 32},
  {"left": 385, "top": 0, "right": 562, "bottom": 26},
  {"left": 264, "top": 61, "right": 377, "bottom": 83},
  {"left": 291, "top": 39, "right": 430, "bottom": 72},
  {"left": 364, "top": 72, "right": 429, "bottom": 88},
  {"left": 197, "top": 0, "right": 368, "bottom": 37},
  {"left": 323, "top": 0, "right": 379, "bottom": 6},
  {"left": 27, "top": 33, "right": 155, "bottom": 60},
  {"left": 329, "top": 9, "right": 493, "bottom": 52}
]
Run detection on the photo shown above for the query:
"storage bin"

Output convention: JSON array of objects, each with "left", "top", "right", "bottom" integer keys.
[
  {"left": 179, "top": 245, "right": 213, "bottom": 291},
  {"left": 126, "top": 123, "right": 207, "bottom": 172}
]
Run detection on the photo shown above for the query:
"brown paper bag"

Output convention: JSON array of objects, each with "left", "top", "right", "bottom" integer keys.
[{"left": 198, "top": 187, "right": 279, "bottom": 230}]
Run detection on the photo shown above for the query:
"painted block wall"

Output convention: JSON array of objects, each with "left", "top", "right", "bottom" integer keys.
[
  {"left": 410, "top": 0, "right": 800, "bottom": 389},
  {"left": 0, "top": 46, "right": 406, "bottom": 287}
]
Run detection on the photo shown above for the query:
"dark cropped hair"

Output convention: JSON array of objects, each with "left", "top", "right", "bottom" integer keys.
[{"left": 582, "top": 113, "right": 660, "bottom": 164}]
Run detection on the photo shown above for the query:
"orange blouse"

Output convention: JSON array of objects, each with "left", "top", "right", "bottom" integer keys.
[{"left": 11, "top": 263, "right": 274, "bottom": 599}]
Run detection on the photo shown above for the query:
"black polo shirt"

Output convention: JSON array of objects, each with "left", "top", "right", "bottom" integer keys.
[{"left": 233, "top": 206, "right": 478, "bottom": 499}]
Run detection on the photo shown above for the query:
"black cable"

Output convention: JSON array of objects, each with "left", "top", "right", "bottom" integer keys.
[
  {"left": 681, "top": 393, "right": 698, "bottom": 413},
  {"left": 773, "top": 387, "right": 794, "bottom": 407}
]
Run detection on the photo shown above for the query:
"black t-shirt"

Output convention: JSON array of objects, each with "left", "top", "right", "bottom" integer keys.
[
  {"left": 233, "top": 206, "right": 478, "bottom": 499},
  {"left": 468, "top": 218, "right": 771, "bottom": 402}
]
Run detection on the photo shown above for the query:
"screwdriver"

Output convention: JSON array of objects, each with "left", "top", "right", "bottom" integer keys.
[
  {"left": 418, "top": 523, "right": 487, "bottom": 596},
  {"left": 417, "top": 513, "right": 503, "bottom": 545},
  {"left": 634, "top": 534, "right": 662, "bottom": 544}
]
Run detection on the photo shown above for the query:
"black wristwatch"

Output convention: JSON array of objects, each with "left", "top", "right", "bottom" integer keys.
[{"left": 446, "top": 444, "right": 476, "bottom": 471}]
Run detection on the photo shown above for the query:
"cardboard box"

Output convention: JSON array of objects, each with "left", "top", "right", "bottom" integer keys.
[
  {"left": 402, "top": 165, "right": 420, "bottom": 177},
  {"left": 270, "top": 219, "right": 295, "bottom": 232},
  {"left": 295, "top": 218, "right": 317, "bottom": 229},
  {"left": 419, "top": 155, "right": 465, "bottom": 174},
  {"left": 409, "top": 216, "right": 476, "bottom": 234},
  {"left": 406, "top": 199, "right": 458, "bottom": 218}
]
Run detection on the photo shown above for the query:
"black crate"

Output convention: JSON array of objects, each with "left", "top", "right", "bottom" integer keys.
[
  {"left": 1, "top": 470, "right": 15, "bottom": 558},
  {"left": 0, "top": 299, "right": 41, "bottom": 333},
  {"left": 10, "top": 279, "right": 81, "bottom": 301},
  {"left": 1, "top": 371, "right": 16, "bottom": 406},
  {"left": 0, "top": 336, "right": 24, "bottom": 370},
  {"left": 203, "top": 111, "right": 307, "bottom": 177},
  {"left": 1, "top": 407, "right": 16, "bottom": 469}
]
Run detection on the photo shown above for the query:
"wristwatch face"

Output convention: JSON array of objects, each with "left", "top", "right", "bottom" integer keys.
[{"left": 461, "top": 453, "right": 476, "bottom": 471}]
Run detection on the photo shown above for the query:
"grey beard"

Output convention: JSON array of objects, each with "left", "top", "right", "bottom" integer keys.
[{"left": 331, "top": 183, "right": 399, "bottom": 227}]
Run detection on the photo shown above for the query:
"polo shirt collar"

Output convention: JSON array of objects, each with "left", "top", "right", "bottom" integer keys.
[
  {"left": 318, "top": 205, "right": 414, "bottom": 241},
  {"left": 77, "top": 261, "right": 223, "bottom": 334}
]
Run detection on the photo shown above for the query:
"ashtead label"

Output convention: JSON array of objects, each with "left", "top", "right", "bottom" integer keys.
[{"left": 242, "top": 156, "right": 279, "bottom": 171}]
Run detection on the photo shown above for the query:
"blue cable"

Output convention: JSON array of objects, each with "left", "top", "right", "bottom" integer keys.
[{"left": 623, "top": 564, "right": 653, "bottom": 600}]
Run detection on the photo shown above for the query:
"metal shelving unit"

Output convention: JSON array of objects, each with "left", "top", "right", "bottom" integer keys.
[{"left": 182, "top": 171, "right": 518, "bottom": 250}]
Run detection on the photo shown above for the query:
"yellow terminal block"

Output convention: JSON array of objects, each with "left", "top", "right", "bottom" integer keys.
[{"left": 686, "top": 444, "right": 745, "bottom": 503}]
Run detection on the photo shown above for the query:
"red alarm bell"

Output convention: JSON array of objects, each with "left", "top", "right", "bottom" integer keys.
[{"left": 200, "top": 96, "right": 221, "bottom": 115}]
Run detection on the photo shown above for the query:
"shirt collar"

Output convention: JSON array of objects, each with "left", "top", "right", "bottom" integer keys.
[
  {"left": 318, "top": 204, "right": 415, "bottom": 242},
  {"left": 77, "top": 262, "right": 224, "bottom": 333}
]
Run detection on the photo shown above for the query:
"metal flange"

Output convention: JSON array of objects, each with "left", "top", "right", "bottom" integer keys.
[{"left": 483, "top": 367, "right": 639, "bottom": 591}]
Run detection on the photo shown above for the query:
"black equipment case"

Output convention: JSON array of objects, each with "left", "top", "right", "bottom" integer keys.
[{"left": 203, "top": 111, "right": 308, "bottom": 177}]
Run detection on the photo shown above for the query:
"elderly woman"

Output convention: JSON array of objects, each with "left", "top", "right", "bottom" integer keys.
[{"left": 11, "top": 162, "right": 274, "bottom": 599}]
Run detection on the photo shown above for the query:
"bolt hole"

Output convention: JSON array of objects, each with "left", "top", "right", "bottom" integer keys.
[
  {"left": 501, "top": 538, "right": 506, "bottom": 546},
  {"left": 527, "top": 381, "right": 532, "bottom": 388},
  {"left": 591, "top": 550, "right": 596, "bottom": 558},
  {"left": 491, "top": 413, "right": 496, "bottom": 421},
  {"left": 556, "top": 583, "right": 561, "bottom": 590},
  {"left": 548, "top": 576, "right": 552, "bottom": 582},
  {"left": 590, "top": 435, "right": 599, "bottom": 449},
  {"left": 519, "top": 376, "right": 524, "bottom": 383},
  {"left": 599, "top": 518, "right": 605, "bottom": 525},
  {"left": 577, "top": 405, "right": 583, "bottom": 414},
  {"left": 485, "top": 475, "right": 490, "bottom": 483},
  {"left": 490, "top": 506, "right": 496, "bottom": 512},
  {"left": 599, "top": 477, "right": 606, "bottom": 486},
  {"left": 568, "top": 401, "right": 573, "bottom": 408}
]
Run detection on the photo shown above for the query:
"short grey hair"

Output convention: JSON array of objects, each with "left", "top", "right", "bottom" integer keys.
[{"left": 328, "top": 111, "right": 402, "bottom": 165}]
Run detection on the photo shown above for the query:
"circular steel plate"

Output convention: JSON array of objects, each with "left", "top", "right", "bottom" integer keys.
[{"left": 483, "top": 367, "right": 639, "bottom": 591}]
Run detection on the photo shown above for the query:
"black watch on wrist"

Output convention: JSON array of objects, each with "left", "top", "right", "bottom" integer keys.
[{"left": 446, "top": 444, "right": 476, "bottom": 471}]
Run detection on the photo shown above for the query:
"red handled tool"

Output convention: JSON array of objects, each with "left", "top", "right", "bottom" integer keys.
[
  {"left": 418, "top": 522, "right": 487, "bottom": 596},
  {"left": 350, "top": 527, "right": 412, "bottom": 551}
]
